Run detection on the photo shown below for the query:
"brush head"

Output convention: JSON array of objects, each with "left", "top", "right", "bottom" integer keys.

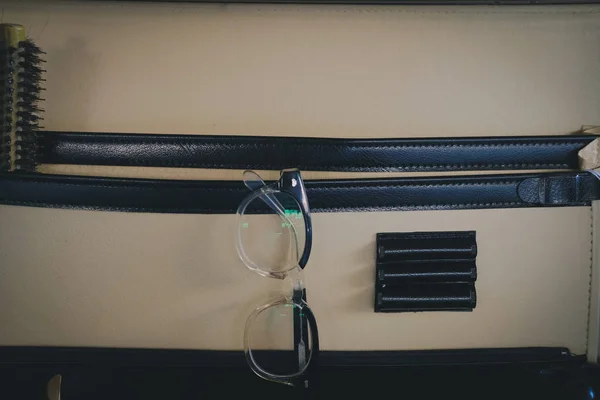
[{"left": 0, "top": 24, "right": 45, "bottom": 172}]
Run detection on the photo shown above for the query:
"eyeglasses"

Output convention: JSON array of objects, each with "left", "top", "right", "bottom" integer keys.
[{"left": 235, "top": 169, "right": 319, "bottom": 389}]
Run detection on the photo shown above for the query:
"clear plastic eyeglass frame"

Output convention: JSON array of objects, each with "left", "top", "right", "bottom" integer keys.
[{"left": 235, "top": 169, "right": 319, "bottom": 389}]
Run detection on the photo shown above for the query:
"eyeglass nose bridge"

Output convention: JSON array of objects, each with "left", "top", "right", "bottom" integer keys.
[{"left": 281, "top": 266, "right": 306, "bottom": 300}]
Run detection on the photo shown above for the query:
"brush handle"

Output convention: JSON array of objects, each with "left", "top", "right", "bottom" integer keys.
[
  {"left": 0, "top": 24, "right": 25, "bottom": 172},
  {"left": 0, "top": 24, "right": 44, "bottom": 172},
  {"left": 0, "top": 24, "right": 25, "bottom": 47}
]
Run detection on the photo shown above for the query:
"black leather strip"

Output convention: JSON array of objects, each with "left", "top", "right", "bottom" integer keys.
[
  {"left": 377, "top": 231, "right": 478, "bottom": 261},
  {"left": 377, "top": 260, "right": 477, "bottom": 283},
  {"left": 376, "top": 283, "right": 477, "bottom": 312},
  {"left": 0, "top": 346, "right": 574, "bottom": 367},
  {"left": 0, "top": 172, "right": 597, "bottom": 213},
  {"left": 0, "top": 347, "right": 589, "bottom": 399},
  {"left": 38, "top": 131, "right": 595, "bottom": 172}
]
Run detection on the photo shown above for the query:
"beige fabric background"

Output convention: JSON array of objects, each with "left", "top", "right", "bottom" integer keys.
[
  {"left": 0, "top": 206, "right": 593, "bottom": 353},
  {"left": 2, "top": 2, "right": 600, "bottom": 138},
  {"left": 0, "top": 1, "right": 597, "bottom": 355}
]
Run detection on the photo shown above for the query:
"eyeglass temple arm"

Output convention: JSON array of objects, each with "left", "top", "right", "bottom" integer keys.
[
  {"left": 258, "top": 190, "right": 287, "bottom": 217},
  {"left": 279, "top": 170, "right": 312, "bottom": 269},
  {"left": 291, "top": 287, "right": 319, "bottom": 390},
  {"left": 293, "top": 288, "right": 309, "bottom": 374}
]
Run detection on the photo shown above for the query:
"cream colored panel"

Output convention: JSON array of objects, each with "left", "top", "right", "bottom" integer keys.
[
  {"left": 37, "top": 165, "right": 557, "bottom": 180},
  {"left": 1, "top": 2, "right": 599, "bottom": 137},
  {"left": 0, "top": 205, "right": 591, "bottom": 354}
]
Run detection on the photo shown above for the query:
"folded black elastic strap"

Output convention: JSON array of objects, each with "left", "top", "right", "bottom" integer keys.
[
  {"left": 0, "top": 172, "right": 597, "bottom": 213},
  {"left": 375, "top": 231, "right": 478, "bottom": 312},
  {"left": 38, "top": 132, "right": 594, "bottom": 172}
]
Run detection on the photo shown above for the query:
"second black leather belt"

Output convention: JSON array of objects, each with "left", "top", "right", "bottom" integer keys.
[{"left": 1, "top": 172, "right": 596, "bottom": 213}]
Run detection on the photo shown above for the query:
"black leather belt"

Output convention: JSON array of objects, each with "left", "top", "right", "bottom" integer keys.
[
  {"left": 1, "top": 172, "right": 596, "bottom": 213},
  {"left": 38, "top": 132, "right": 594, "bottom": 172}
]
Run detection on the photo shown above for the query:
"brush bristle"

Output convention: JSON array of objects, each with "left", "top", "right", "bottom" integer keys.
[
  {"left": 0, "top": 46, "right": 14, "bottom": 170},
  {"left": 0, "top": 37, "right": 45, "bottom": 172}
]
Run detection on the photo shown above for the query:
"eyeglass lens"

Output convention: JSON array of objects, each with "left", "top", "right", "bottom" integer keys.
[
  {"left": 247, "top": 301, "right": 314, "bottom": 377},
  {"left": 239, "top": 191, "right": 306, "bottom": 275}
]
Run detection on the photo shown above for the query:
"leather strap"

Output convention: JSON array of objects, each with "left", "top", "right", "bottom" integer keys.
[
  {"left": 38, "top": 132, "right": 594, "bottom": 172},
  {"left": 0, "top": 346, "right": 573, "bottom": 367},
  {"left": 0, "top": 172, "right": 596, "bottom": 213}
]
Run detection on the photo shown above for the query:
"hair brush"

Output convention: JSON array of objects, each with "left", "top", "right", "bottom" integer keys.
[{"left": 0, "top": 23, "right": 44, "bottom": 172}]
